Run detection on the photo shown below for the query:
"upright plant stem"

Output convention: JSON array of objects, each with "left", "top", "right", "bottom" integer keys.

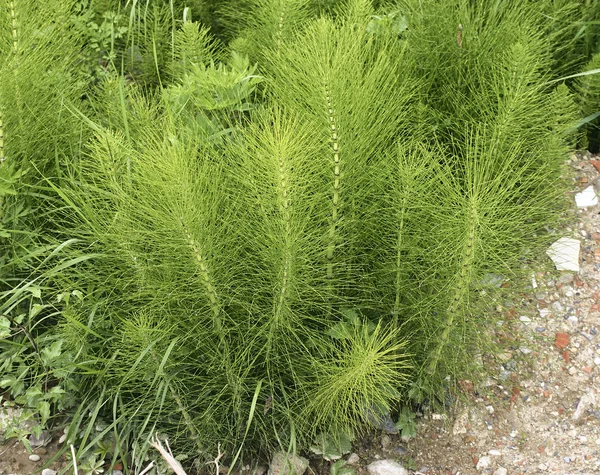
[
  {"left": 8, "top": 0, "right": 24, "bottom": 142},
  {"left": 325, "top": 83, "right": 341, "bottom": 282},
  {"left": 180, "top": 219, "right": 223, "bottom": 336},
  {"left": 426, "top": 199, "right": 477, "bottom": 376},
  {"left": 392, "top": 203, "right": 407, "bottom": 329},
  {"left": 10, "top": 0, "right": 18, "bottom": 54},
  {"left": 273, "top": 146, "right": 293, "bottom": 329},
  {"left": 0, "top": 111, "right": 4, "bottom": 164}
]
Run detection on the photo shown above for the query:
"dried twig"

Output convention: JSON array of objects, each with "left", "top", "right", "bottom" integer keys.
[
  {"left": 206, "top": 442, "right": 225, "bottom": 475},
  {"left": 150, "top": 435, "right": 188, "bottom": 475}
]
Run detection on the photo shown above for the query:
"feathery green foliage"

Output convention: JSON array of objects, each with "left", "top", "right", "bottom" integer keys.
[{"left": 0, "top": 0, "right": 585, "bottom": 470}]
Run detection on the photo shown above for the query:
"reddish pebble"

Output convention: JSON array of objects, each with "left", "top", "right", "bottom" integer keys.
[
  {"left": 591, "top": 160, "right": 600, "bottom": 172},
  {"left": 555, "top": 332, "right": 570, "bottom": 349},
  {"left": 580, "top": 176, "right": 589, "bottom": 184},
  {"left": 583, "top": 366, "right": 593, "bottom": 374},
  {"left": 538, "top": 445, "right": 545, "bottom": 454},
  {"left": 543, "top": 390, "right": 550, "bottom": 398},
  {"left": 511, "top": 386, "right": 521, "bottom": 403},
  {"left": 562, "top": 351, "right": 570, "bottom": 363},
  {"left": 595, "top": 249, "right": 600, "bottom": 264}
]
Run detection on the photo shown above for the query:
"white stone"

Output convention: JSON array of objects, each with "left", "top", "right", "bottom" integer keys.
[
  {"left": 547, "top": 238, "right": 580, "bottom": 272},
  {"left": 519, "top": 316, "right": 532, "bottom": 324},
  {"left": 520, "top": 347, "right": 532, "bottom": 355},
  {"left": 573, "top": 391, "right": 596, "bottom": 423},
  {"left": 28, "top": 454, "right": 41, "bottom": 462},
  {"left": 488, "top": 449, "right": 501, "bottom": 456},
  {"left": 476, "top": 456, "right": 491, "bottom": 469},
  {"left": 538, "top": 463, "right": 548, "bottom": 471},
  {"left": 594, "top": 357, "right": 600, "bottom": 366},
  {"left": 493, "top": 468, "right": 508, "bottom": 475},
  {"left": 575, "top": 185, "right": 598, "bottom": 207},
  {"left": 485, "top": 405, "right": 494, "bottom": 414},
  {"left": 452, "top": 409, "right": 469, "bottom": 436},
  {"left": 42, "top": 470, "right": 58, "bottom": 475},
  {"left": 347, "top": 454, "right": 360, "bottom": 465},
  {"left": 366, "top": 459, "right": 408, "bottom": 475},
  {"left": 268, "top": 452, "right": 309, "bottom": 475}
]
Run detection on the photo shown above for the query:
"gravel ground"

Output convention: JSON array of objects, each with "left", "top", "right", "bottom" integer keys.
[{"left": 1, "top": 153, "right": 599, "bottom": 475}]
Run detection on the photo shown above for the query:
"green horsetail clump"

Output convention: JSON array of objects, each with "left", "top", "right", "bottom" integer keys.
[{"left": 0, "top": 0, "right": 581, "bottom": 468}]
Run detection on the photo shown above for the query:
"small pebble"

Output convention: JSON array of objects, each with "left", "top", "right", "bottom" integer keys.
[
  {"left": 520, "top": 347, "right": 532, "bottom": 355},
  {"left": 538, "top": 463, "right": 548, "bottom": 471},
  {"left": 485, "top": 405, "right": 494, "bottom": 414},
  {"left": 488, "top": 449, "right": 501, "bottom": 456},
  {"left": 476, "top": 456, "right": 491, "bottom": 469},
  {"left": 493, "top": 468, "right": 507, "bottom": 475},
  {"left": 567, "top": 316, "right": 579, "bottom": 326},
  {"left": 539, "top": 308, "right": 550, "bottom": 318},
  {"left": 28, "top": 454, "right": 41, "bottom": 462},
  {"left": 519, "top": 316, "right": 532, "bottom": 324},
  {"left": 393, "top": 446, "right": 407, "bottom": 456},
  {"left": 42, "top": 470, "right": 57, "bottom": 475},
  {"left": 594, "top": 357, "right": 600, "bottom": 365},
  {"left": 536, "top": 326, "right": 546, "bottom": 332},
  {"left": 347, "top": 453, "right": 360, "bottom": 465},
  {"left": 564, "top": 456, "right": 571, "bottom": 463},
  {"left": 559, "top": 274, "right": 575, "bottom": 284}
]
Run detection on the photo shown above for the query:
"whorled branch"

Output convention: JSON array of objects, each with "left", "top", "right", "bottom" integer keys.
[{"left": 426, "top": 199, "right": 478, "bottom": 376}]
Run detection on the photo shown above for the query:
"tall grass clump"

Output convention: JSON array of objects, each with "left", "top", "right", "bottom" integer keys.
[
  {"left": 0, "top": 0, "right": 582, "bottom": 470},
  {"left": 0, "top": 0, "right": 87, "bottom": 288}
]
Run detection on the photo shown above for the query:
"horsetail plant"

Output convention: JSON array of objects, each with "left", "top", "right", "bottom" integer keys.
[{"left": 2, "top": 0, "right": 585, "bottom": 469}]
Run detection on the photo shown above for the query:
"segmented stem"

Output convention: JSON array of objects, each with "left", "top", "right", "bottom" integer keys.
[
  {"left": 8, "top": 0, "right": 24, "bottom": 137},
  {"left": 181, "top": 220, "right": 222, "bottom": 333},
  {"left": 426, "top": 201, "right": 477, "bottom": 375},
  {"left": 275, "top": 3, "right": 287, "bottom": 50},
  {"left": 325, "top": 84, "right": 340, "bottom": 280},
  {"left": 392, "top": 204, "right": 407, "bottom": 326},
  {"left": 10, "top": 1, "right": 18, "bottom": 54},
  {"left": 274, "top": 153, "right": 292, "bottom": 323},
  {"left": 0, "top": 111, "right": 4, "bottom": 223},
  {"left": 0, "top": 111, "right": 4, "bottom": 164},
  {"left": 169, "top": 386, "right": 203, "bottom": 450}
]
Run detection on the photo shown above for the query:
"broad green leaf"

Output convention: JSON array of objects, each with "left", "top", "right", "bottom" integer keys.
[
  {"left": 0, "top": 316, "right": 11, "bottom": 339},
  {"left": 36, "top": 401, "right": 51, "bottom": 426}
]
